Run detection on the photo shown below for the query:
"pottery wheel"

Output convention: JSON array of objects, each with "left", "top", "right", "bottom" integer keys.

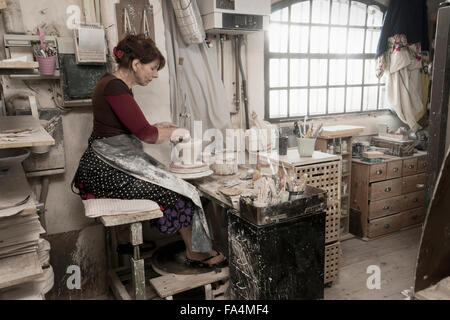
[{"left": 151, "top": 240, "right": 213, "bottom": 276}]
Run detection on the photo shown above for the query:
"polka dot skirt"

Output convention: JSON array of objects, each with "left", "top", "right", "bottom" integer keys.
[{"left": 72, "top": 136, "right": 194, "bottom": 234}]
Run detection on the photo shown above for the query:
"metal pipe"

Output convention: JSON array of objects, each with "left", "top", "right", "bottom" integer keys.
[
  {"left": 237, "top": 35, "right": 250, "bottom": 130},
  {"left": 234, "top": 36, "right": 241, "bottom": 112},
  {"left": 220, "top": 35, "right": 224, "bottom": 82}
]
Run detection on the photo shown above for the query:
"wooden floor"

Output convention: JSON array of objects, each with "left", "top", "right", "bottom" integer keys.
[{"left": 324, "top": 226, "right": 422, "bottom": 300}]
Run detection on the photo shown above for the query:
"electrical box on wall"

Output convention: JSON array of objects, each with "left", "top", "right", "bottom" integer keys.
[{"left": 197, "top": 0, "right": 271, "bottom": 34}]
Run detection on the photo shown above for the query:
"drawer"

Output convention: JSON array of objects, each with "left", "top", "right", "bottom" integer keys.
[
  {"left": 368, "top": 207, "right": 425, "bottom": 238},
  {"left": 403, "top": 158, "right": 418, "bottom": 176},
  {"left": 417, "top": 156, "right": 427, "bottom": 173},
  {"left": 404, "top": 191, "right": 425, "bottom": 210},
  {"left": 402, "top": 174, "right": 426, "bottom": 194},
  {"left": 386, "top": 160, "right": 402, "bottom": 179},
  {"left": 369, "top": 195, "right": 405, "bottom": 220},
  {"left": 369, "top": 163, "right": 387, "bottom": 182},
  {"left": 370, "top": 178, "right": 403, "bottom": 201}
]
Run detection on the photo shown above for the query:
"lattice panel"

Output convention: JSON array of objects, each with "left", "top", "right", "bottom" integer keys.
[
  {"left": 325, "top": 203, "right": 340, "bottom": 244},
  {"left": 324, "top": 242, "right": 340, "bottom": 284},
  {"left": 294, "top": 161, "right": 341, "bottom": 200}
]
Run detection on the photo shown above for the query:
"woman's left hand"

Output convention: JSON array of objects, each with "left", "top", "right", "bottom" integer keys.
[{"left": 155, "top": 122, "right": 178, "bottom": 129}]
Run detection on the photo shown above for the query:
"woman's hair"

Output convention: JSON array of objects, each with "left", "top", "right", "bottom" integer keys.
[{"left": 113, "top": 34, "right": 166, "bottom": 70}]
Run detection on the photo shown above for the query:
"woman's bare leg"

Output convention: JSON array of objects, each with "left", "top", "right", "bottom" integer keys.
[{"left": 179, "top": 225, "right": 225, "bottom": 266}]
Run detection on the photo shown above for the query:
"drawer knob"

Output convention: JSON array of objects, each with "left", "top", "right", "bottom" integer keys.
[
  {"left": 383, "top": 206, "right": 390, "bottom": 210},
  {"left": 385, "top": 187, "right": 392, "bottom": 192},
  {"left": 412, "top": 215, "right": 418, "bottom": 220},
  {"left": 408, "top": 164, "right": 415, "bottom": 169},
  {"left": 413, "top": 198, "right": 419, "bottom": 203},
  {"left": 384, "top": 224, "right": 390, "bottom": 229},
  {"left": 393, "top": 168, "right": 399, "bottom": 172},
  {"left": 376, "top": 170, "right": 383, "bottom": 175},
  {"left": 416, "top": 184, "right": 425, "bottom": 189}
]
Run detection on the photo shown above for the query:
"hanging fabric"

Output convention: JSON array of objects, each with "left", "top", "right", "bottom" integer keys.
[
  {"left": 162, "top": 0, "right": 231, "bottom": 136},
  {"left": 171, "top": 0, "right": 205, "bottom": 45},
  {"left": 376, "top": 0, "right": 429, "bottom": 131}
]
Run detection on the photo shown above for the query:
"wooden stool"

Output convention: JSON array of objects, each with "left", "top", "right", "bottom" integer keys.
[
  {"left": 149, "top": 267, "right": 230, "bottom": 300},
  {"left": 100, "top": 210, "right": 163, "bottom": 300}
]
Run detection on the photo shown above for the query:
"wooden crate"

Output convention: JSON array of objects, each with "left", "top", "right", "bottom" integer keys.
[
  {"left": 324, "top": 242, "right": 340, "bottom": 284},
  {"left": 294, "top": 160, "right": 341, "bottom": 243}
]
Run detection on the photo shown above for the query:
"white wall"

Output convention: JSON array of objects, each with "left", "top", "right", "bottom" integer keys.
[{"left": 2, "top": 0, "right": 171, "bottom": 235}]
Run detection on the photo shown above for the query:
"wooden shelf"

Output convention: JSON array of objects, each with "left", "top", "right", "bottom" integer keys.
[
  {"left": 0, "top": 116, "right": 55, "bottom": 150},
  {"left": 9, "top": 70, "right": 60, "bottom": 80}
]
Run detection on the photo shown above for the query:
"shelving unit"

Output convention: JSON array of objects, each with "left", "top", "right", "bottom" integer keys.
[{"left": 316, "top": 126, "right": 364, "bottom": 240}]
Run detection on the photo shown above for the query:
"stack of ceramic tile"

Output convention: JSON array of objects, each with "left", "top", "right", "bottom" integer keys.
[
  {"left": 0, "top": 165, "right": 45, "bottom": 259},
  {"left": 0, "top": 213, "right": 45, "bottom": 259}
]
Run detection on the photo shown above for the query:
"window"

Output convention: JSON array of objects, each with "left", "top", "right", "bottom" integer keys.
[{"left": 265, "top": 0, "right": 386, "bottom": 121}]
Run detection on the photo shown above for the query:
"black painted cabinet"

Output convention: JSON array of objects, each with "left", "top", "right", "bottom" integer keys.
[{"left": 228, "top": 209, "right": 325, "bottom": 300}]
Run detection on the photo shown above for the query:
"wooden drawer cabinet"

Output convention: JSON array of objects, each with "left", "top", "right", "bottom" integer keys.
[
  {"left": 369, "top": 195, "right": 405, "bottom": 219},
  {"left": 369, "top": 163, "right": 387, "bottom": 182},
  {"left": 351, "top": 152, "right": 427, "bottom": 239},
  {"left": 370, "top": 178, "right": 402, "bottom": 201},
  {"left": 386, "top": 160, "right": 402, "bottom": 179},
  {"left": 403, "top": 158, "right": 418, "bottom": 176},
  {"left": 417, "top": 156, "right": 427, "bottom": 173},
  {"left": 368, "top": 207, "right": 425, "bottom": 238},
  {"left": 402, "top": 174, "right": 426, "bottom": 194}
]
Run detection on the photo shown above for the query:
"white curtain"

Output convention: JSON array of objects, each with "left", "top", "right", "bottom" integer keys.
[{"left": 162, "top": 0, "right": 231, "bottom": 136}]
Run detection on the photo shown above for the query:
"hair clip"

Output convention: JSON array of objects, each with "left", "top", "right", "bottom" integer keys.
[{"left": 113, "top": 47, "right": 124, "bottom": 60}]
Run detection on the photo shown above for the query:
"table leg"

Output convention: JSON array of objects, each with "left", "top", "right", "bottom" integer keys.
[{"left": 130, "top": 223, "right": 146, "bottom": 300}]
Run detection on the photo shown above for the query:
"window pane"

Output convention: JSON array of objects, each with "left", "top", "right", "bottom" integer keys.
[
  {"left": 328, "top": 87, "right": 345, "bottom": 113},
  {"left": 310, "top": 59, "right": 328, "bottom": 86},
  {"left": 269, "top": 23, "right": 289, "bottom": 53},
  {"left": 347, "top": 59, "right": 363, "bottom": 84},
  {"left": 367, "top": 5, "right": 383, "bottom": 27},
  {"left": 310, "top": 89, "right": 327, "bottom": 115},
  {"left": 329, "top": 27, "right": 347, "bottom": 53},
  {"left": 379, "top": 86, "right": 386, "bottom": 109},
  {"left": 346, "top": 87, "right": 362, "bottom": 112},
  {"left": 365, "top": 29, "right": 380, "bottom": 53},
  {"left": 290, "top": 59, "right": 309, "bottom": 87},
  {"left": 364, "top": 59, "right": 378, "bottom": 84},
  {"left": 329, "top": 59, "right": 346, "bottom": 85},
  {"left": 311, "top": 0, "right": 330, "bottom": 24},
  {"left": 271, "top": 7, "right": 289, "bottom": 22},
  {"left": 363, "top": 86, "right": 378, "bottom": 110},
  {"left": 270, "top": 90, "right": 288, "bottom": 118},
  {"left": 270, "top": 59, "right": 288, "bottom": 88},
  {"left": 347, "top": 28, "right": 365, "bottom": 53},
  {"left": 290, "top": 89, "right": 308, "bottom": 116},
  {"left": 310, "top": 26, "right": 329, "bottom": 53},
  {"left": 290, "top": 25, "right": 309, "bottom": 53},
  {"left": 291, "top": 1, "right": 310, "bottom": 23},
  {"left": 349, "top": 1, "right": 367, "bottom": 26},
  {"left": 331, "top": 0, "right": 349, "bottom": 25}
]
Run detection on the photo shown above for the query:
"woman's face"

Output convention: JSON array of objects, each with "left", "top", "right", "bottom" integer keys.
[{"left": 133, "top": 59, "right": 160, "bottom": 86}]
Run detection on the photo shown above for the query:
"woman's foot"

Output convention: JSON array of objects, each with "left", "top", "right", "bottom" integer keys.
[{"left": 185, "top": 250, "right": 227, "bottom": 268}]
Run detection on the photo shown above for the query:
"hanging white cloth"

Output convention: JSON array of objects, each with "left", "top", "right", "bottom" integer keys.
[
  {"left": 162, "top": 0, "right": 231, "bottom": 136},
  {"left": 379, "top": 35, "right": 426, "bottom": 131}
]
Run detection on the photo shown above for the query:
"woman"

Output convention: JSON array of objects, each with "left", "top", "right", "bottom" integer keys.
[{"left": 72, "top": 34, "right": 226, "bottom": 268}]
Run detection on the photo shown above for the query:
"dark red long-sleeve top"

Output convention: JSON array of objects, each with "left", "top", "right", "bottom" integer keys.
[{"left": 91, "top": 74, "right": 159, "bottom": 143}]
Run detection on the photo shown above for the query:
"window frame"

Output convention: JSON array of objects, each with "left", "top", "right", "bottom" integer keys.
[{"left": 264, "top": 0, "right": 387, "bottom": 123}]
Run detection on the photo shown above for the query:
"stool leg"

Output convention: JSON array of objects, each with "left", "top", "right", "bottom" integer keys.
[
  {"left": 105, "top": 227, "right": 112, "bottom": 271},
  {"left": 130, "top": 223, "right": 146, "bottom": 300}
]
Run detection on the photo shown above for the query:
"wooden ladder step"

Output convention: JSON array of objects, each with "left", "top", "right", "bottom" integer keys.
[{"left": 149, "top": 267, "right": 229, "bottom": 299}]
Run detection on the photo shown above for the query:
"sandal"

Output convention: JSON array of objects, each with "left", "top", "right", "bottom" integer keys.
[
  {"left": 116, "top": 241, "right": 156, "bottom": 255},
  {"left": 185, "top": 251, "right": 228, "bottom": 269}
]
